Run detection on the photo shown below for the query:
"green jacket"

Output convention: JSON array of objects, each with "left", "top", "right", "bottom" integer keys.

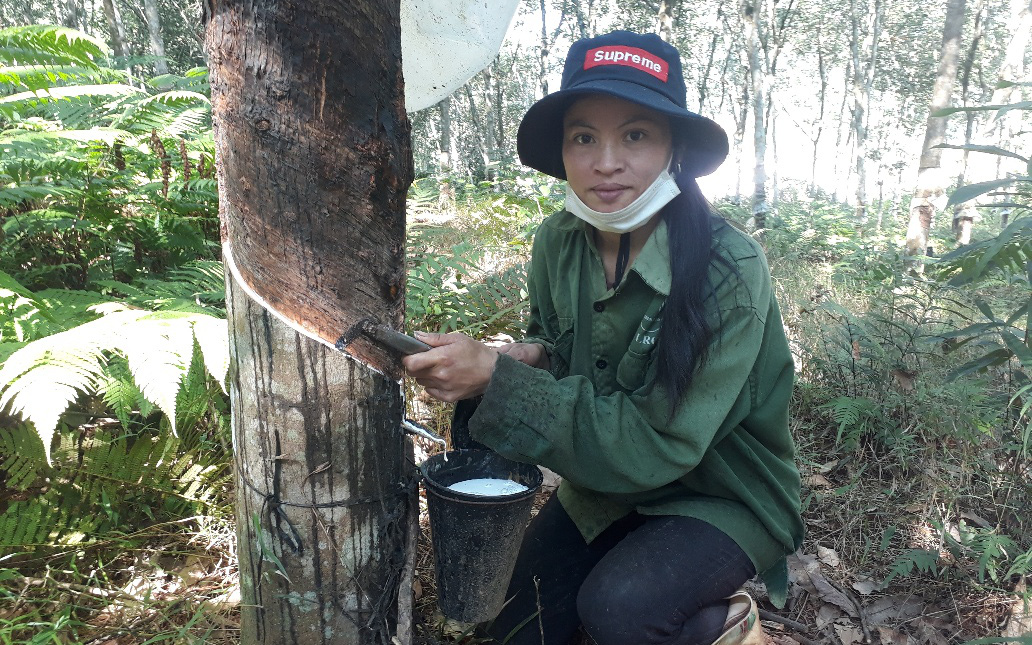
[{"left": 469, "top": 210, "right": 803, "bottom": 603}]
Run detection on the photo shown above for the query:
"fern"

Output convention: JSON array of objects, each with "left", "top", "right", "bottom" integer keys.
[
  {"left": 99, "top": 361, "right": 146, "bottom": 428},
  {"left": 884, "top": 548, "right": 941, "bottom": 586},
  {"left": 0, "top": 308, "right": 228, "bottom": 462},
  {"left": 0, "top": 25, "right": 106, "bottom": 71},
  {"left": 96, "top": 260, "right": 226, "bottom": 314},
  {"left": 0, "top": 420, "right": 46, "bottom": 491},
  {"left": 936, "top": 216, "right": 1032, "bottom": 286},
  {"left": 0, "top": 426, "right": 230, "bottom": 548},
  {"left": 818, "top": 395, "right": 877, "bottom": 448},
  {"left": 447, "top": 262, "right": 529, "bottom": 336}
]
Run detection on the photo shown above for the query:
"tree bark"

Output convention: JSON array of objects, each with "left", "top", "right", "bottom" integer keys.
[
  {"left": 143, "top": 0, "right": 169, "bottom": 75},
  {"left": 905, "top": 0, "right": 966, "bottom": 259},
  {"left": 697, "top": 8, "right": 723, "bottom": 112},
  {"left": 225, "top": 277, "right": 407, "bottom": 645},
  {"left": 988, "top": 0, "right": 1031, "bottom": 154},
  {"left": 483, "top": 65, "right": 497, "bottom": 180},
  {"left": 954, "top": 0, "right": 986, "bottom": 242},
  {"left": 832, "top": 59, "right": 851, "bottom": 202},
  {"left": 537, "top": 1, "right": 567, "bottom": 99},
  {"left": 539, "top": 0, "right": 550, "bottom": 97},
  {"left": 206, "top": 1, "right": 413, "bottom": 642}
]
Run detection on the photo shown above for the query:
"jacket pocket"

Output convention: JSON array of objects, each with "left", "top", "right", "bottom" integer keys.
[
  {"left": 549, "top": 319, "right": 575, "bottom": 379},
  {"left": 616, "top": 347, "right": 654, "bottom": 393}
]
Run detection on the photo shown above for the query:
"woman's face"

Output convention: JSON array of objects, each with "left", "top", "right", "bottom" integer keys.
[{"left": 562, "top": 94, "right": 673, "bottom": 213}]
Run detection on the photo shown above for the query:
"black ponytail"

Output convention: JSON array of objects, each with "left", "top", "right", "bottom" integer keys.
[{"left": 655, "top": 172, "right": 731, "bottom": 416}]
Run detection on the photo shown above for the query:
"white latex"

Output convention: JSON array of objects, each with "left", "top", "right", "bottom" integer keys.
[
  {"left": 564, "top": 169, "right": 682, "bottom": 233},
  {"left": 401, "top": 0, "right": 520, "bottom": 113}
]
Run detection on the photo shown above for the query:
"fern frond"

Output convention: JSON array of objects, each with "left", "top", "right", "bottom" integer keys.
[
  {"left": 0, "top": 421, "right": 47, "bottom": 491},
  {"left": 0, "top": 335, "right": 110, "bottom": 461},
  {"left": 95, "top": 261, "right": 225, "bottom": 313},
  {"left": 0, "top": 25, "right": 106, "bottom": 68},
  {"left": 0, "top": 82, "right": 140, "bottom": 107},
  {"left": 884, "top": 548, "right": 940, "bottom": 585},
  {"left": 98, "top": 361, "right": 145, "bottom": 428},
  {"left": 0, "top": 309, "right": 228, "bottom": 461},
  {"left": 111, "top": 92, "right": 210, "bottom": 136},
  {"left": 0, "top": 64, "right": 122, "bottom": 93},
  {"left": 818, "top": 395, "right": 876, "bottom": 447},
  {"left": 119, "top": 314, "right": 197, "bottom": 432},
  {"left": 192, "top": 315, "right": 229, "bottom": 392}
]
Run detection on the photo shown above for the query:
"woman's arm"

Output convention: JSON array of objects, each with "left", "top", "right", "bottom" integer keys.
[{"left": 469, "top": 255, "right": 775, "bottom": 495}]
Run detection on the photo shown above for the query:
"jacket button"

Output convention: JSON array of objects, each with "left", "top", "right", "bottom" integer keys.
[
  {"left": 593, "top": 302, "right": 605, "bottom": 312},
  {"left": 595, "top": 359, "right": 607, "bottom": 369}
]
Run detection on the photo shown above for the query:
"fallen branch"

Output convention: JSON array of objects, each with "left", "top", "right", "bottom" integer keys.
[
  {"left": 18, "top": 575, "right": 140, "bottom": 604},
  {"left": 758, "top": 608, "right": 821, "bottom": 645}
]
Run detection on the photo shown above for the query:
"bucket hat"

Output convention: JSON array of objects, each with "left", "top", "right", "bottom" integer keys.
[{"left": 516, "top": 30, "right": 728, "bottom": 180}]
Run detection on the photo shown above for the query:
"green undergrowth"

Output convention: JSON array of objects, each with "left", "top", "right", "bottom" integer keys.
[{"left": 766, "top": 197, "right": 1031, "bottom": 632}]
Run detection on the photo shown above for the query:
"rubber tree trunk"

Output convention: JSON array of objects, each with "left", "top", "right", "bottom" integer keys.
[
  {"left": 143, "top": 0, "right": 169, "bottom": 75},
  {"left": 905, "top": 0, "right": 966, "bottom": 260},
  {"left": 205, "top": 1, "right": 413, "bottom": 643}
]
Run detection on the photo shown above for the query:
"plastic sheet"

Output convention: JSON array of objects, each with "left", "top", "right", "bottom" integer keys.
[{"left": 402, "top": 0, "right": 520, "bottom": 112}]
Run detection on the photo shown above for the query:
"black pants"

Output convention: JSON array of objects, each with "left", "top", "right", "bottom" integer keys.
[{"left": 486, "top": 495, "right": 755, "bottom": 645}]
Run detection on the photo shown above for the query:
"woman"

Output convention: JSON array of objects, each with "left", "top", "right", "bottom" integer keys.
[{"left": 403, "top": 30, "right": 803, "bottom": 645}]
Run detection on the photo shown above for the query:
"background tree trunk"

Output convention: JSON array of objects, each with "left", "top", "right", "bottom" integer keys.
[
  {"left": 143, "top": 0, "right": 169, "bottom": 75},
  {"left": 206, "top": 0, "right": 413, "bottom": 642},
  {"left": 905, "top": 0, "right": 966, "bottom": 259},
  {"left": 953, "top": 0, "right": 985, "bottom": 242},
  {"left": 101, "top": 0, "right": 128, "bottom": 59},
  {"left": 572, "top": 0, "right": 596, "bottom": 38},
  {"left": 848, "top": 0, "right": 883, "bottom": 223},
  {"left": 658, "top": 0, "right": 675, "bottom": 41},
  {"left": 742, "top": 0, "right": 768, "bottom": 231},
  {"left": 809, "top": 27, "right": 828, "bottom": 198},
  {"left": 438, "top": 96, "right": 453, "bottom": 173}
]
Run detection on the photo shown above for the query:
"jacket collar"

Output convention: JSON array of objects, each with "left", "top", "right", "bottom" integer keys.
[{"left": 554, "top": 210, "right": 672, "bottom": 296}]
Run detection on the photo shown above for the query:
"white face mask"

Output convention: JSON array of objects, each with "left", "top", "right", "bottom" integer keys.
[{"left": 564, "top": 167, "right": 681, "bottom": 233}]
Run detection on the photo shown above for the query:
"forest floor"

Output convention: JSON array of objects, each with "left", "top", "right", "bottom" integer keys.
[
  {"left": 7, "top": 434, "right": 1027, "bottom": 645},
  {"left": 409, "top": 453, "right": 1029, "bottom": 645}
]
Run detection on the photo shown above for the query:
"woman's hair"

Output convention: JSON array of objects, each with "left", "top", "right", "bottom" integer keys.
[{"left": 655, "top": 162, "right": 730, "bottom": 415}]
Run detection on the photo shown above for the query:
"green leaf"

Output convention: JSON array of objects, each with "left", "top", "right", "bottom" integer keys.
[
  {"left": 932, "top": 101, "right": 1032, "bottom": 117},
  {"left": 973, "top": 299, "right": 996, "bottom": 321},
  {"left": 947, "top": 348, "right": 1013, "bottom": 381},
  {"left": 946, "top": 177, "right": 1030, "bottom": 207},
  {"left": 932, "top": 143, "right": 1028, "bottom": 163},
  {"left": 1000, "top": 330, "right": 1032, "bottom": 368}
]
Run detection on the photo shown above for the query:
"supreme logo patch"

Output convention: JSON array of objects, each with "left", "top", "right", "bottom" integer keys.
[{"left": 584, "top": 46, "right": 669, "bottom": 82}]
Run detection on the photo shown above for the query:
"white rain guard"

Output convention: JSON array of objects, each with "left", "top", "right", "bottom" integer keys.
[{"left": 401, "top": 0, "right": 520, "bottom": 112}]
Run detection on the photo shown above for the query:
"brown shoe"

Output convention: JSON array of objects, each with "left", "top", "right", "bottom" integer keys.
[{"left": 712, "top": 590, "right": 768, "bottom": 645}]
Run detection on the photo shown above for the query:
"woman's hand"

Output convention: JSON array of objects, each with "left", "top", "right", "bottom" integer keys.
[
  {"left": 403, "top": 332, "right": 500, "bottom": 403},
  {"left": 496, "top": 342, "right": 550, "bottom": 370}
]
